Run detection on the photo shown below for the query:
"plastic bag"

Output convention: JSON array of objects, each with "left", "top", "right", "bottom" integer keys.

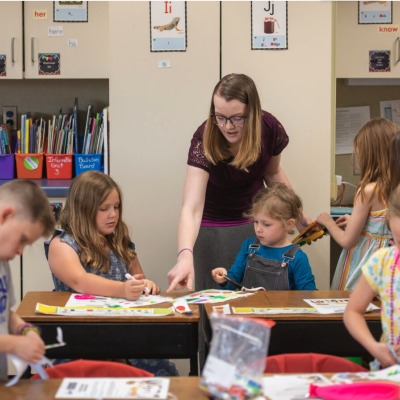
[{"left": 200, "top": 312, "right": 275, "bottom": 399}]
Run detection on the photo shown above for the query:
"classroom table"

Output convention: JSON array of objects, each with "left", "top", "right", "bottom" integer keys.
[
  {"left": 203, "top": 290, "right": 382, "bottom": 358},
  {"left": 1, "top": 375, "right": 400, "bottom": 400},
  {"left": 16, "top": 291, "right": 199, "bottom": 376}
]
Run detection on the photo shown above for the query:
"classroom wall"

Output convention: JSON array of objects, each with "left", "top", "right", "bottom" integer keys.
[{"left": 221, "top": 1, "right": 334, "bottom": 289}]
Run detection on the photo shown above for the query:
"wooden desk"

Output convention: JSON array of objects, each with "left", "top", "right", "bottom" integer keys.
[
  {"left": 0, "top": 377, "right": 206, "bottom": 400},
  {"left": 17, "top": 292, "right": 199, "bottom": 376},
  {"left": 2, "top": 375, "right": 400, "bottom": 400},
  {"left": 203, "top": 291, "right": 382, "bottom": 358}
]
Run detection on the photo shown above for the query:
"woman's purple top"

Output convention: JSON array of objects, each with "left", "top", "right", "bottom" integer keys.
[{"left": 187, "top": 110, "right": 289, "bottom": 227}]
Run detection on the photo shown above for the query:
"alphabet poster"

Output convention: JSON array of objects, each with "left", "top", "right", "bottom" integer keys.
[
  {"left": 359, "top": 1, "right": 392, "bottom": 24},
  {"left": 150, "top": 1, "right": 186, "bottom": 52},
  {"left": 252, "top": 1, "right": 288, "bottom": 50}
]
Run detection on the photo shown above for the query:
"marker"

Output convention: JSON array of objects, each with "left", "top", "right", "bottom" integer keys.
[
  {"left": 387, "top": 343, "right": 400, "bottom": 364},
  {"left": 125, "top": 273, "right": 150, "bottom": 294}
]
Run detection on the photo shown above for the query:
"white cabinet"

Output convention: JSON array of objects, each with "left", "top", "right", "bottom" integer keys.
[
  {"left": 24, "top": 1, "right": 109, "bottom": 79},
  {"left": 337, "top": 1, "right": 400, "bottom": 78},
  {"left": 0, "top": 2, "right": 23, "bottom": 79},
  {"left": 22, "top": 198, "right": 65, "bottom": 295}
]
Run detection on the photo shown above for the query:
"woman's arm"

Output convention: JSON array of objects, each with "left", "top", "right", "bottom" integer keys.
[
  {"left": 167, "top": 165, "right": 209, "bottom": 292},
  {"left": 316, "top": 185, "right": 374, "bottom": 250},
  {"left": 344, "top": 275, "right": 399, "bottom": 367},
  {"left": 48, "top": 237, "right": 144, "bottom": 300},
  {"left": 263, "top": 154, "right": 313, "bottom": 231}
]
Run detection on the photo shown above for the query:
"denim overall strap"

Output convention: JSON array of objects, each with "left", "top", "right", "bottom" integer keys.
[{"left": 281, "top": 244, "right": 300, "bottom": 267}]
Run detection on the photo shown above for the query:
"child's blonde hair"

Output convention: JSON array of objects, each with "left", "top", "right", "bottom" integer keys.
[
  {"left": 244, "top": 183, "right": 303, "bottom": 234},
  {"left": 387, "top": 184, "right": 400, "bottom": 231},
  {"left": 0, "top": 180, "right": 54, "bottom": 236},
  {"left": 59, "top": 171, "right": 136, "bottom": 273},
  {"left": 353, "top": 118, "right": 397, "bottom": 204}
]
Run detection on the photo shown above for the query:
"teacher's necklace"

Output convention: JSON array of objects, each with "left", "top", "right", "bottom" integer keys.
[{"left": 390, "top": 247, "right": 400, "bottom": 345}]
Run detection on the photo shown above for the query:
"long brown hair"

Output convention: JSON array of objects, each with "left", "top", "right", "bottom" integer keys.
[
  {"left": 203, "top": 73, "right": 262, "bottom": 171},
  {"left": 59, "top": 171, "right": 136, "bottom": 273},
  {"left": 353, "top": 118, "right": 397, "bottom": 204},
  {"left": 243, "top": 183, "right": 303, "bottom": 235},
  {"left": 387, "top": 184, "right": 400, "bottom": 231},
  {"left": 390, "top": 131, "right": 400, "bottom": 198}
]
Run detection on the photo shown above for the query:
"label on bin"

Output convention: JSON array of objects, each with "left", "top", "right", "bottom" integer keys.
[{"left": 24, "top": 157, "right": 39, "bottom": 170}]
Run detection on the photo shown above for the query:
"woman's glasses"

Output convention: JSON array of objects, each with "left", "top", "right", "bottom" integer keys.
[{"left": 211, "top": 114, "right": 247, "bottom": 128}]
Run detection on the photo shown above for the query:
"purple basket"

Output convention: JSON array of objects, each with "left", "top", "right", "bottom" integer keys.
[{"left": 0, "top": 154, "right": 15, "bottom": 179}]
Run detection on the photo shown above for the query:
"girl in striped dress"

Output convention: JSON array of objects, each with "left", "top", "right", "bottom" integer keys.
[{"left": 316, "top": 118, "right": 397, "bottom": 290}]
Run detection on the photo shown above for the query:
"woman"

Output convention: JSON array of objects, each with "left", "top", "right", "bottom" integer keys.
[{"left": 167, "top": 73, "right": 312, "bottom": 293}]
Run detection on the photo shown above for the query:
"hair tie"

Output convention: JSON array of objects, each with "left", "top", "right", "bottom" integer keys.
[{"left": 177, "top": 248, "right": 193, "bottom": 258}]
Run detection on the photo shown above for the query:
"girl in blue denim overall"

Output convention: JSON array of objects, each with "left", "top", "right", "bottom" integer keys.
[
  {"left": 45, "top": 171, "right": 178, "bottom": 376},
  {"left": 212, "top": 184, "right": 316, "bottom": 291}
]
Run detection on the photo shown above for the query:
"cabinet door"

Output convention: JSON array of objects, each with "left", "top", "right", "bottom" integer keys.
[
  {"left": 24, "top": 1, "right": 109, "bottom": 79},
  {"left": 0, "top": 2, "right": 23, "bottom": 79},
  {"left": 221, "top": 2, "right": 333, "bottom": 289},
  {"left": 22, "top": 198, "right": 65, "bottom": 295},
  {"left": 337, "top": 1, "right": 400, "bottom": 78}
]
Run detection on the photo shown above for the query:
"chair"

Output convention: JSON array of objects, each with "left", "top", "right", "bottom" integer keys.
[
  {"left": 264, "top": 353, "right": 368, "bottom": 373},
  {"left": 31, "top": 359, "right": 153, "bottom": 379}
]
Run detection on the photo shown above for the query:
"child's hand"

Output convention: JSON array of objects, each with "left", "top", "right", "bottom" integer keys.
[
  {"left": 336, "top": 214, "right": 350, "bottom": 228},
  {"left": 212, "top": 268, "right": 228, "bottom": 284},
  {"left": 143, "top": 279, "right": 160, "bottom": 295},
  {"left": 122, "top": 277, "right": 145, "bottom": 300},
  {"left": 13, "top": 331, "right": 45, "bottom": 364},
  {"left": 316, "top": 212, "right": 334, "bottom": 229},
  {"left": 371, "top": 342, "right": 400, "bottom": 368}
]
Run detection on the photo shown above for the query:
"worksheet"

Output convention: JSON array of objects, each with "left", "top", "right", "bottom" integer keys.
[
  {"left": 176, "top": 289, "right": 254, "bottom": 305},
  {"left": 36, "top": 303, "right": 174, "bottom": 317},
  {"left": 65, "top": 293, "right": 173, "bottom": 309},
  {"left": 303, "top": 298, "right": 379, "bottom": 314},
  {"left": 55, "top": 377, "right": 170, "bottom": 399},
  {"left": 233, "top": 307, "right": 318, "bottom": 315},
  {"left": 263, "top": 374, "right": 331, "bottom": 400}
]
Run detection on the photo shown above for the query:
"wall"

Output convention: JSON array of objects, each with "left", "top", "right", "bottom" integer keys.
[{"left": 221, "top": 1, "right": 334, "bottom": 289}]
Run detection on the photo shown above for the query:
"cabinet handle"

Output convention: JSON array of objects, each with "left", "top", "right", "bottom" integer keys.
[
  {"left": 11, "top": 38, "right": 15, "bottom": 64},
  {"left": 31, "top": 37, "right": 34, "bottom": 63}
]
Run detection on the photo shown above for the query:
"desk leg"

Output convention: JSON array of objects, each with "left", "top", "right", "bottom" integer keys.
[{"left": 189, "top": 352, "right": 199, "bottom": 376}]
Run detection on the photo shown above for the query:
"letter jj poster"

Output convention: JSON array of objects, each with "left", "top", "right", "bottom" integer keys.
[
  {"left": 150, "top": 1, "right": 186, "bottom": 52},
  {"left": 252, "top": 1, "right": 288, "bottom": 50}
]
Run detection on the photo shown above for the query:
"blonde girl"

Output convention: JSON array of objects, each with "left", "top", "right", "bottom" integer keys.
[
  {"left": 344, "top": 185, "right": 400, "bottom": 368},
  {"left": 317, "top": 118, "right": 397, "bottom": 290},
  {"left": 45, "top": 171, "right": 159, "bottom": 298}
]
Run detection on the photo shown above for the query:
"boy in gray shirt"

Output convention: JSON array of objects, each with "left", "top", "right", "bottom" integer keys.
[{"left": 0, "top": 180, "right": 55, "bottom": 381}]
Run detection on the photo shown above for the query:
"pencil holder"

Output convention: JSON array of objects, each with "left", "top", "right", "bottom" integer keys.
[
  {"left": 46, "top": 154, "right": 73, "bottom": 180},
  {"left": 0, "top": 154, "right": 15, "bottom": 179},
  {"left": 74, "top": 154, "right": 102, "bottom": 176},
  {"left": 15, "top": 153, "right": 44, "bottom": 179}
]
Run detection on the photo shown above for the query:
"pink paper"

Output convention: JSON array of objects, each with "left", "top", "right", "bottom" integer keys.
[{"left": 74, "top": 295, "right": 96, "bottom": 300}]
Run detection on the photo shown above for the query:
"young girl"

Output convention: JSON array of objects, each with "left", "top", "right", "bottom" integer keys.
[
  {"left": 344, "top": 185, "right": 400, "bottom": 368},
  {"left": 45, "top": 171, "right": 178, "bottom": 376},
  {"left": 212, "top": 184, "right": 316, "bottom": 291},
  {"left": 316, "top": 118, "right": 397, "bottom": 290}
]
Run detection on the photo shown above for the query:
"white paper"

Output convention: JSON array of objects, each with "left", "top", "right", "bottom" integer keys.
[
  {"left": 176, "top": 289, "right": 254, "bottom": 305},
  {"left": 380, "top": 100, "right": 394, "bottom": 121},
  {"left": 202, "top": 355, "right": 236, "bottom": 389},
  {"left": 48, "top": 26, "right": 63, "bottom": 36},
  {"left": 232, "top": 307, "right": 318, "bottom": 315},
  {"left": 213, "top": 304, "right": 231, "bottom": 314},
  {"left": 6, "top": 355, "right": 51, "bottom": 387},
  {"left": 173, "top": 298, "right": 192, "bottom": 314},
  {"left": 336, "top": 106, "right": 371, "bottom": 154},
  {"left": 303, "top": 298, "right": 379, "bottom": 314},
  {"left": 55, "top": 378, "right": 170, "bottom": 399},
  {"left": 331, "top": 365, "right": 400, "bottom": 383},
  {"left": 263, "top": 374, "right": 331, "bottom": 400},
  {"left": 68, "top": 39, "right": 78, "bottom": 47},
  {"left": 65, "top": 293, "right": 173, "bottom": 309}
]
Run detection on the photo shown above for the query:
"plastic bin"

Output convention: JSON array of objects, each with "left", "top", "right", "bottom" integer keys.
[
  {"left": 15, "top": 153, "right": 44, "bottom": 179},
  {"left": 0, "top": 154, "right": 15, "bottom": 179},
  {"left": 74, "top": 154, "right": 102, "bottom": 176},
  {"left": 46, "top": 154, "right": 73, "bottom": 179}
]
